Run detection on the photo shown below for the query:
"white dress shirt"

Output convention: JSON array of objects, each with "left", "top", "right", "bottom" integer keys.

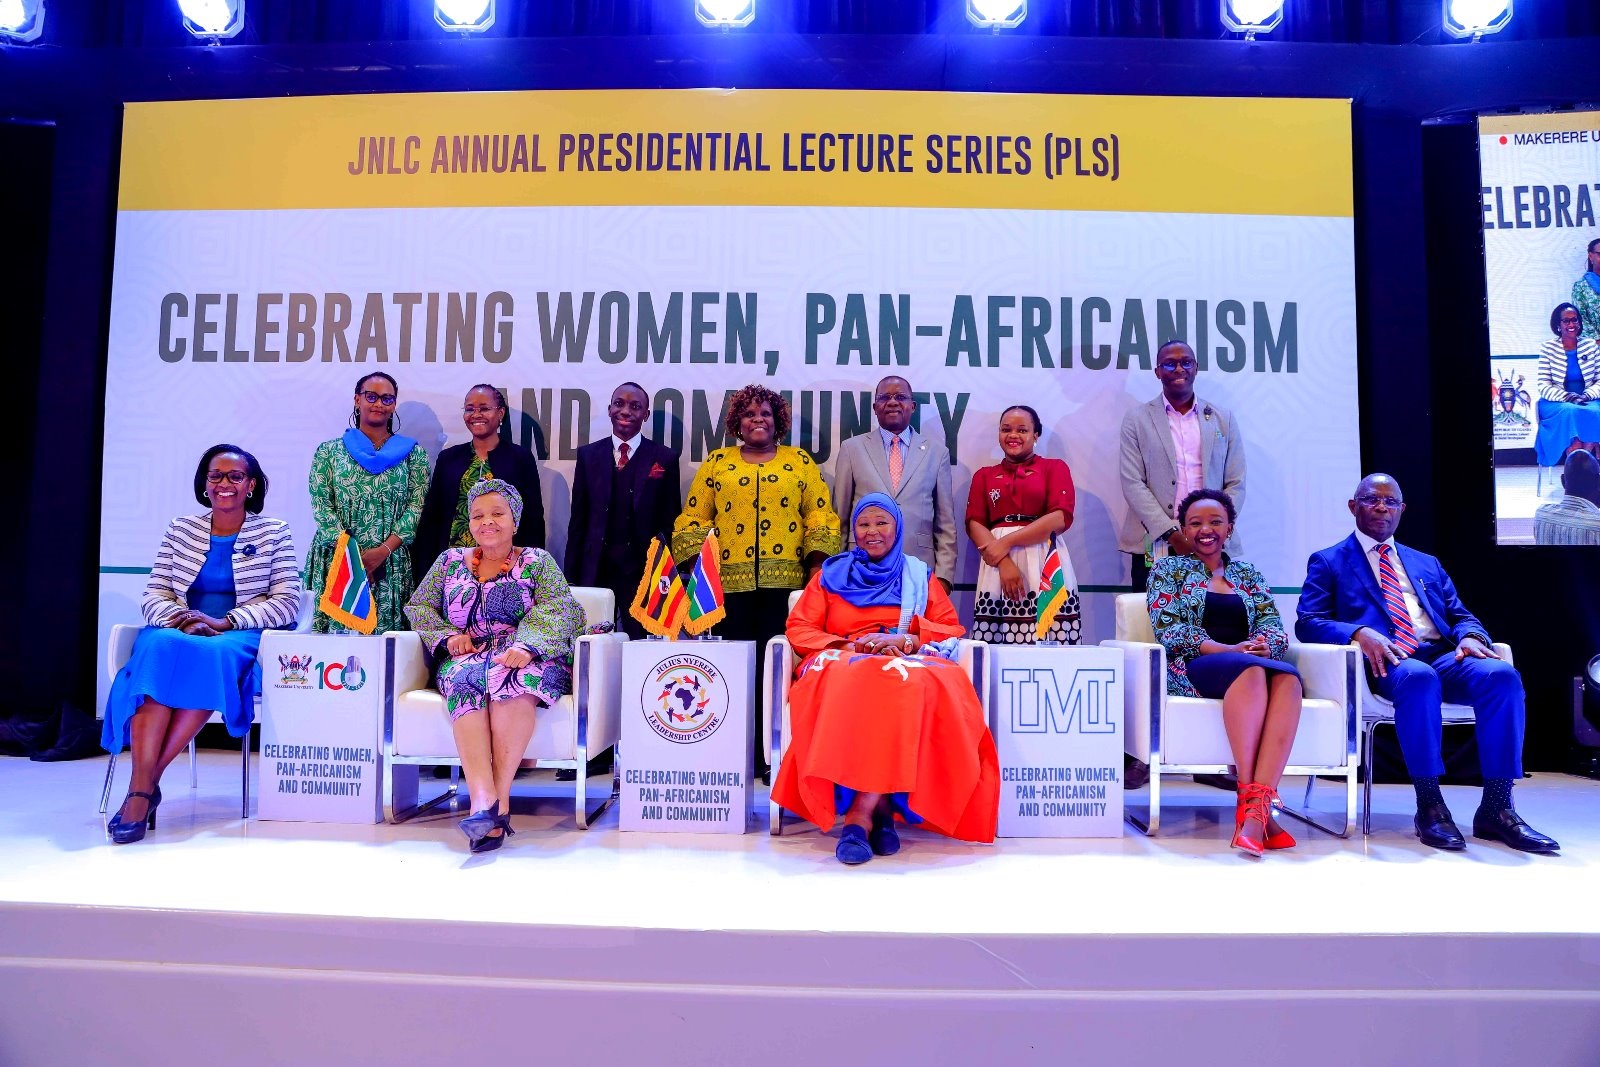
[
  {"left": 611, "top": 432, "right": 642, "bottom": 468},
  {"left": 1352, "top": 529, "right": 1441, "bottom": 642},
  {"left": 878, "top": 426, "right": 913, "bottom": 459}
]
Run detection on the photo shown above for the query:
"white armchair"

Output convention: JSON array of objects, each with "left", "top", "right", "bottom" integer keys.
[
  {"left": 764, "top": 589, "right": 989, "bottom": 835},
  {"left": 1348, "top": 643, "right": 1513, "bottom": 835},
  {"left": 99, "top": 590, "right": 314, "bottom": 819},
  {"left": 1102, "top": 594, "right": 1358, "bottom": 838},
  {"left": 380, "top": 586, "right": 625, "bottom": 828}
]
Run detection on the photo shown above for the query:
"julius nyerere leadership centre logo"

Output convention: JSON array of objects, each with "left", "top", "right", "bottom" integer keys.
[{"left": 644, "top": 654, "right": 728, "bottom": 745}]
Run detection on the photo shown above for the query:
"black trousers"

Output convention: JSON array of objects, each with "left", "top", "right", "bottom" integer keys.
[{"left": 1129, "top": 552, "right": 1151, "bottom": 593}]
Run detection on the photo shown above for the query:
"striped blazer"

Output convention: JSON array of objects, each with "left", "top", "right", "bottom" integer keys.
[
  {"left": 142, "top": 513, "right": 302, "bottom": 631},
  {"left": 1538, "top": 337, "right": 1600, "bottom": 403}
]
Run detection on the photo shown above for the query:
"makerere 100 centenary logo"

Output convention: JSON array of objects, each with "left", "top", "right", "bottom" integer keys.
[{"left": 643, "top": 654, "right": 728, "bottom": 744}]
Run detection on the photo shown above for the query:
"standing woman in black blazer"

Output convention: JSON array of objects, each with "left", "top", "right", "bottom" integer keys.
[
  {"left": 103, "top": 445, "right": 301, "bottom": 843},
  {"left": 413, "top": 384, "right": 545, "bottom": 575}
]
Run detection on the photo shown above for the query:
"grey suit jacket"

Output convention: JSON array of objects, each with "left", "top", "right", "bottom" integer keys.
[
  {"left": 831, "top": 428, "right": 957, "bottom": 583},
  {"left": 1117, "top": 394, "right": 1246, "bottom": 554}
]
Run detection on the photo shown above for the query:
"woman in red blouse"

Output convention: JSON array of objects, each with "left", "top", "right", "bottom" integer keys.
[{"left": 964, "top": 405, "right": 1081, "bottom": 644}]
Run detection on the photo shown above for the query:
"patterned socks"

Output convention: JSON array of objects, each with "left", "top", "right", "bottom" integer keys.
[
  {"left": 1413, "top": 776, "right": 1444, "bottom": 810},
  {"left": 1479, "top": 777, "right": 1514, "bottom": 815}
]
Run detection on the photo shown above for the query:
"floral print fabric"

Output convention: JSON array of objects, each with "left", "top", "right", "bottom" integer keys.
[{"left": 404, "top": 547, "right": 585, "bottom": 720}]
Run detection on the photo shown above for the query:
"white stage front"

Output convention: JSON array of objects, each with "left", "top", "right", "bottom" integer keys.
[{"left": 2, "top": 753, "right": 1598, "bottom": 1065}]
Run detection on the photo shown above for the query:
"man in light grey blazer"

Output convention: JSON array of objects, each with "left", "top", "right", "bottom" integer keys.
[
  {"left": 831, "top": 375, "right": 957, "bottom": 589},
  {"left": 1118, "top": 341, "right": 1246, "bottom": 591}
]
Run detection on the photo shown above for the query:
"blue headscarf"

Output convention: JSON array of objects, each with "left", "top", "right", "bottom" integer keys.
[{"left": 819, "top": 494, "right": 929, "bottom": 624}]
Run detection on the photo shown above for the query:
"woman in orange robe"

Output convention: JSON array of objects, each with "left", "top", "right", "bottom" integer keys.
[{"left": 771, "top": 493, "right": 999, "bottom": 864}]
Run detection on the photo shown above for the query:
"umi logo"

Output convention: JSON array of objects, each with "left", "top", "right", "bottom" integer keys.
[{"left": 1000, "top": 668, "right": 1117, "bottom": 735}]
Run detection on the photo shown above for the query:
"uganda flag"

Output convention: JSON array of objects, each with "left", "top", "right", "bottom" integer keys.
[
  {"left": 319, "top": 532, "right": 378, "bottom": 634},
  {"left": 1035, "top": 543, "right": 1070, "bottom": 642},
  {"left": 681, "top": 532, "right": 727, "bottom": 636},
  {"left": 630, "top": 537, "right": 688, "bottom": 639}
]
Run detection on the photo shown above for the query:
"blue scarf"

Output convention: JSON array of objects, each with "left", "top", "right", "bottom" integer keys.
[
  {"left": 342, "top": 428, "right": 418, "bottom": 475},
  {"left": 1585, "top": 271, "right": 1600, "bottom": 297},
  {"left": 819, "top": 494, "right": 928, "bottom": 625}
]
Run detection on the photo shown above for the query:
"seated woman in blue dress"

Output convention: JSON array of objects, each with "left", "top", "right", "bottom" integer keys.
[
  {"left": 1536, "top": 302, "right": 1600, "bottom": 466},
  {"left": 1147, "top": 489, "right": 1302, "bottom": 858},
  {"left": 103, "top": 445, "right": 302, "bottom": 844}
]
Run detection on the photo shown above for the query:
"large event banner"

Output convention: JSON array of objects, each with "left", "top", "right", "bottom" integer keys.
[
  {"left": 1479, "top": 110, "right": 1600, "bottom": 543},
  {"left": 99, "top": 89, "right": 1359, "bottom": 711}
]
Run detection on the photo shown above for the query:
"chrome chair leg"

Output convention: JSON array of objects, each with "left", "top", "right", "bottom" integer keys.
[{"left": 99, "top": 752, "right": 119, "bottom": 814}]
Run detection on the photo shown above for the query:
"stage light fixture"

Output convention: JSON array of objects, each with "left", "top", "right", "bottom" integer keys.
[
  {"left": 0, "top": 0, "right": 45, "bottom": 44},
  {"left": 967, "top": 0, "right": 1026, "bottom": 29},
  {"left": 1220, "top": 0, "right": 1283, "bottom": 40},
  {"left": 1442, "top": 0, "right": 1512, "bottom": 40},
  {"left": 696, "top": 0, "right": 754, "bottom": 28},
  {"left": 435, "top": 0, "right": 495, "bottom": 33},
  {"left": 178, "top": 0, "right": 244, "bottom": 40}
]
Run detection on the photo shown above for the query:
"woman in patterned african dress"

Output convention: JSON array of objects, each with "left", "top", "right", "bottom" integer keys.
[
  {"left": 303, "top": 372, "right": 430, "bottom": 633},
  {"left": 406, "top": 479, "right": 585, "bottom": 853}
]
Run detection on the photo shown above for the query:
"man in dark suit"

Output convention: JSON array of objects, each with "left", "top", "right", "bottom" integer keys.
[
  {"left": 565, "top": 382, "right": 682, "bottom": 639},
  {"left": 1297, "top": 474, "right": 1558, "bottom": 853}
]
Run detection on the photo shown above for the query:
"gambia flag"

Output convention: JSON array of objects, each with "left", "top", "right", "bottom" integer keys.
[
  {"left": 319, "top": 532, "right": 378, "bottom": 634},
  {"left": 681, "top": 531, "right": 727, "bottom": 636},
  {"left": 630, "top": 537, "right": 688, "bottom": 639},
  {"left": 1035, "top": 543, "right": 1070, "bottom": 642}
]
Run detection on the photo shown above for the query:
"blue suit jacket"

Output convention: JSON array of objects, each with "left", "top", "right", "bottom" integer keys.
[{"left": 1295, "top": 534, "right": 1491, "bottom": 648}]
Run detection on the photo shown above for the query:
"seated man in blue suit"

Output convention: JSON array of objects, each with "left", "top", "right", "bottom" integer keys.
[{"left": 1297, "top": 474, "right": 1558, "bottom": 853}]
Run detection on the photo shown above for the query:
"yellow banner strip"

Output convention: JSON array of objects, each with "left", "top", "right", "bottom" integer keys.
[{"left": 120, "top": 89, "right": 1352, "bottom": 217}]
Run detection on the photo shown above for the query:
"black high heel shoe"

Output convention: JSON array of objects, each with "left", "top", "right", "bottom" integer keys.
[
  {"left": 469, "top": 805, "right": 515, "bottom": 854},
  {"left": 109, "top": 787, "right": 162, "bottom": 845}
]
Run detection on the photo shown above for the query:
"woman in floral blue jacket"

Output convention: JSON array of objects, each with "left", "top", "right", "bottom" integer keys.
[{"left": 1147, "top": 489, "right": 1303, "bottom": 858}]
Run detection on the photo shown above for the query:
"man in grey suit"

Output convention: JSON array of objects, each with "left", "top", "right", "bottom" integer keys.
[
  {"left": 1118, "top": 340, "right": 1246, "bottom": 591},
  {"left": 831, "top": 375, "right": 957, "bottom": 590}
]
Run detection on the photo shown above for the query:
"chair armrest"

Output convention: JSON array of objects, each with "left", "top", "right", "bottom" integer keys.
[
  {"left": 955, "top": 639, "right": 988, "bottom": 718},
  {"left": 1494, "top": 643, "right": 1512, "bottom": 667},
  {"left": 764, "top": 637, "right": 794, "bottom": 765},
  {"left": 293, "top": 589, "right": 315, "bottom": 633},
  {"left": 108, "top": 624, "right": 140, "bottom": 681},
  {"left": 575, "top": 631, "right": 627, "bottom": 754},
  {"left": 1284, "top": 642, "right": 1359, "bottom": 705},
  {"left": 382, "top": 631, "right": 431, "bottom": 696},
  {"left": 1100, "top": 639, "right": 1164, "bottom": 762}
]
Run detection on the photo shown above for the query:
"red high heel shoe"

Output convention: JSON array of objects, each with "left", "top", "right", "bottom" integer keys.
[
  {"left": 1232, "top": 783, "right": 1271, "bottom": 857},
  {"left": 1264, "top": 803, "right": 1296, "bottom": 851}
]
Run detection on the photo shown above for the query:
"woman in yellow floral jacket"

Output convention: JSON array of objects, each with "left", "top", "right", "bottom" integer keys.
[{"left": 674, "top": 384, "right": 841, "bottom": 775}]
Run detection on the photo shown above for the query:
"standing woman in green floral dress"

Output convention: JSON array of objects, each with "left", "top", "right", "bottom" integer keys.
[{"left": 304, "top": 372, "right": 431, "bottom": 633}]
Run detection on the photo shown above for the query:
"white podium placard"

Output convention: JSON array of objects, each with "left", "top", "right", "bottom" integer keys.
[
  {"left": 989, "top": 644, "right": 1123, "bottom": 838},
  {"left": 257, "top": 632, "right": 385, "bottom": 824},
  {"left": 620, "top": 639, "right": 755, "bottom": 834}
]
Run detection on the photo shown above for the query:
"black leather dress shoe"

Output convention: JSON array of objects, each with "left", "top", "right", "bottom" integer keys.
[
  {"left": 1472, "top": 808, "right": 1560, "bottom": 854},
  {"left": 1414, "top": 803, "right": 1466, "bottom": 851}
]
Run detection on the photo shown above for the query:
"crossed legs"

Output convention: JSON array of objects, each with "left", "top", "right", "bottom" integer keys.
[
  {"left": 116, "top": 700, "right": 214, "bottom": 825},
  {"left": 1221, "top": 667, "right": 1303, "bottom": 843}
]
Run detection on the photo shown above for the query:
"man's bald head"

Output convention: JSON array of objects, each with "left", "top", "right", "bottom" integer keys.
[{"left": 1562, "top": 450, "right": 1600, "bottom": 506}]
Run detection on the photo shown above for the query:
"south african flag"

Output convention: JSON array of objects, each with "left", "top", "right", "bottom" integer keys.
[
  {"left": 319, "top": 532, "right": 378, "bottom": 634},
  {"left": 1035, "top": 543, "right": 1069, "bottom": 642}
]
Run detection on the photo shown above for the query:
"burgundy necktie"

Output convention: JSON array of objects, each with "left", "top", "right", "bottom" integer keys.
[{"left": 617, "top": 442, "right": 630, "bottom": 470}]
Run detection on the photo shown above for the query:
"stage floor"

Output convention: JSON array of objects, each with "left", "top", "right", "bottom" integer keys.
[
  {"left": 4, "top": 754, "right": 1600, "bottom": 1065},
  {"left": 2, "top": 752, "right": 1599, "bottom": 936}
]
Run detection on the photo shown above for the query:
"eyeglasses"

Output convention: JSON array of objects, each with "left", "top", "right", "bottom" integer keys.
[
  {"left": 1354, "top": 494, "right": 1402, "bottom": 509},
  {"left": 874, "top": 392, "right": 913, "bottom": 404},
  {"left": 1157, "top": 359, "right": 1197, "bottom": 373},
  {"left": 462, "top": 405, "right": 499, "bottom": 416},
  {"left": 206, "top": 470, "right": 250, "bottom": 485},
  {"left": 358, "top": 391, "right": 397, "bottom": 407}
]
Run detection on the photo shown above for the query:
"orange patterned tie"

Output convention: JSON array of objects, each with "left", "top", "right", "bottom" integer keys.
[{"left": 889, "top": 436, "right": 903, "bottom": 493}]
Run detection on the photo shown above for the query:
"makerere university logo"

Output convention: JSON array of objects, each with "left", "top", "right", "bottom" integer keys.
[
  {"left": 276, "top": 653, "right": 314, "bottom": 689},
  {"left": 643, "top": 654, "right": 728, "bottom": 744}
]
